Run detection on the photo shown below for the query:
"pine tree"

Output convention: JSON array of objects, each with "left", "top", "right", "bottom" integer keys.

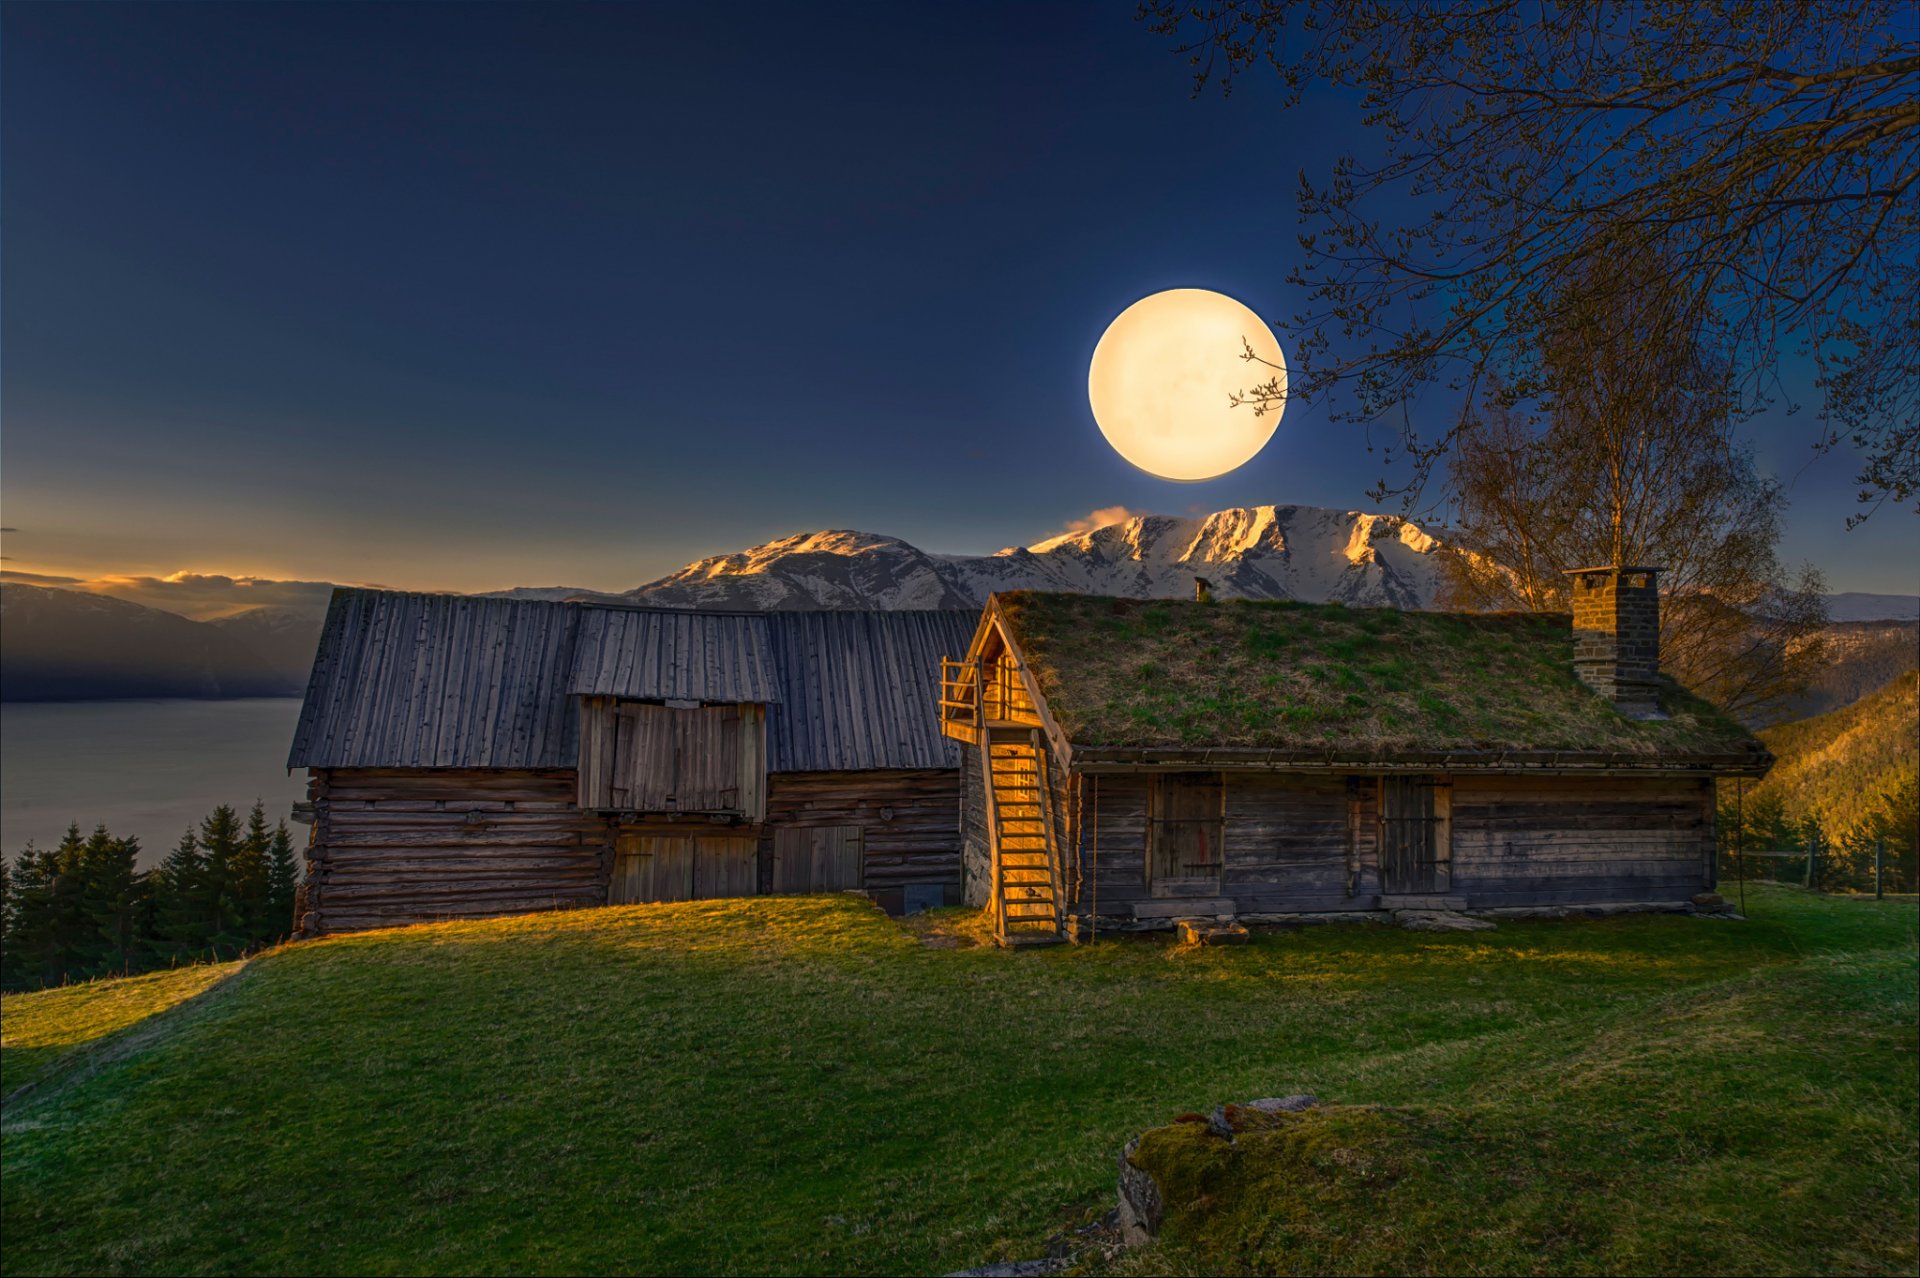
[
  {"left": 152, "top": 827, "right": 206, "bottom": 961},
  {"left": 45, "top": 825, "right": 95, "bottom": 981},
  {"left": 196, "top": 805, "right": 249, "bottom": 957},
  {"left": 265, "top": 820, "right": 300, "bottom": 941},
  {"left": 78, "top": 826, "right": 147, "bottom": 978},
  {"left": 237, "top": 802, "right": 273, "bottom": 943},
  {"left": 0, "top": 854, "right": 13, "bottom": 971},
  {"left": 4, "top": 844, "right": 55, "bottom": 989}
]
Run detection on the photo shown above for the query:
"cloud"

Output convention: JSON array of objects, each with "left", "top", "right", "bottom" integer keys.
[
  {"left": 1031, "top": 505, "right": 1142, "bottom": 547},
  {"left": 77, "top": 572, "right": 348, "bottom": 621},
  {"left": 2, "top": 569, "right": 86, "bottom": 586},
  {"left": 3, "top": 571, "right": 360, "bottom": 620}
]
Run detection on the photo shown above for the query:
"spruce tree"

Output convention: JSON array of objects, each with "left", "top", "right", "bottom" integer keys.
[
  {"left": 265, "top": 820, "right": 300, "bottom": 941},
  {"left": 196, "top": 805, "right": 249, "bottom": 957},
  {"left": 0, "top": 854, "right": 12, "bottom": 972},
  {"left": 238, "top": 802, "right": 274, "bottom": 943},
  {"left": 153, "top": 827, "right": 206, "bottom": 961},
  {"left": 79, "top": 826, "right": 147, "bottom": 978},
  {"left": 46, "top": 825, "right": 94, "bottom": 981},
  {"left": 4, "top": 845, "right": 54, "bottom": 989}
]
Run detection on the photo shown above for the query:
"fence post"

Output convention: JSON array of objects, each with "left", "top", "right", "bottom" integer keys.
[
  {"left": 1804, "top": 830, "right": 1817, "bottom": 891},
  {"left": 1875, "top": 839, "right": 1885, "bottom": 900}
]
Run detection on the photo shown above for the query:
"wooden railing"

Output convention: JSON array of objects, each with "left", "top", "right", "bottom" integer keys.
[
  {"left": 939, "top": 657, "right": 981, "bottom": 733},
  {"left": 939, "top": 655, "right": 1040, "bottom": 733}
]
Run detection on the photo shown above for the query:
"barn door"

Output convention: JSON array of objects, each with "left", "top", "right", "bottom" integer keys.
[
  {"left": 1378, "top": 777, "right": 1451, "bottom": 893},
  {"left": 770, "top": 826, "right": 864, "bottom": 894},
  {"left": 610, "top": 834, "right": 759, "bottom": 904}
]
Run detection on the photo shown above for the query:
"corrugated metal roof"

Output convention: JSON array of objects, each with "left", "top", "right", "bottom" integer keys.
[
  {"left": 568, "top": 608, "right": 780, "bottom": 703},
  {"left": 765, "top": 610, "right": 975, "bottom": 772},
  {"left": 289, "top": 589, "right": 977, "bottom": 773},
  {"left": 288, "top": 589, "right": 584, "bottom": 770}
]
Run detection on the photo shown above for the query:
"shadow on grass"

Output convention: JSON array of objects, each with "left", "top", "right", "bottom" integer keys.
[{"left": 1, "top": 960, "right": 250, "bottom": 1103}]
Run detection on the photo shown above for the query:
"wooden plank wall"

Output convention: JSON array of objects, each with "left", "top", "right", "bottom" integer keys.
[
  {"left": 770, "top": 826, "right": 863, "bottom": 893},
  {"left": 610, "top": 833, "right": 758, "bottom": 903},
  {"left": 301, "top": 768, "right": 610, "bottom": 935},
  {"left": 960, "top": 749, "right": 992, "bottom": 907},
  {"left": 1449, "top": 774, "right": 1714, "bottom": 906},
  {"left": 1070, "top": 773, "right": 1371, "bottom": 915},
  {"left": 1068, "top": 769, "right": 1709, "bottom": 917},
  {"left": 762, "top": 769, "right": 961, "bottom": 910},
  {"left": 578, "top": 698, "right": 767, "bottom": 818}
]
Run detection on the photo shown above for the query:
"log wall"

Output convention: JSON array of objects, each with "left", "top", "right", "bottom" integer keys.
[
  {"left": 301, "top": 768, "right": 610, "bottom": 935},
  {"left": 761, "top": 769, "right": 962, "bottom": 913},
  {"left": 304, "top": 766, "right": 966, "bottom": 933},
  {"left": 1065, "top": 769, "right": 1712, "bottom": 917},
  {"left": 1448, "top": 774, "right": 1715, "bottom": 906},
  {"left": 960, "top": 747, "right": 991, "bottom": 906}
]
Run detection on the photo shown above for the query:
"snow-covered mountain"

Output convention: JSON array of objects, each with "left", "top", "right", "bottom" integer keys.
[
  {"left": 1824, "top": 591, "right": 1920, "bottom": 623},
  {"left": 607, "top": 506, "right": 1452, "bottom": 611}
]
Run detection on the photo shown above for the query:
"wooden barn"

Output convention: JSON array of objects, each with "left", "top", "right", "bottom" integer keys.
[
  {"left": 938, "top": 569, "right": 1773, "bottom": 945},
  {"left": 287, "top": 589, "right": 974, "bottom": 934}
]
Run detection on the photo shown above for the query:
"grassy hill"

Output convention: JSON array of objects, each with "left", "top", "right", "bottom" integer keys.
[
  {"left": 1754, "top": 669, "right": 1919, "bottom": 835},
  {"left": 3, "top": 891, "right": 1915, "bottom": 1276}
]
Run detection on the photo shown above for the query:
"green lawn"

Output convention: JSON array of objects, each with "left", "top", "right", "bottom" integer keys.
[{"left": 2, "top": 887, "right": 1914, "bottom": 1276}]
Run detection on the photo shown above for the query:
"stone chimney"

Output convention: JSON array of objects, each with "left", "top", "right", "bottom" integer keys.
[{"left": 1564, "top": 566, "right": 1664, "bottom": 720}]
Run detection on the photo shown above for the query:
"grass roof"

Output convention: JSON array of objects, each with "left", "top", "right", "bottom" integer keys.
[{"left": 995, "top": 592, "right": 1762, "bottom": 762}]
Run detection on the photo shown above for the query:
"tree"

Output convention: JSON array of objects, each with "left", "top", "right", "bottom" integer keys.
[
  {"left": 238, "top": 802, "right": 274, "bottom": 942},
  {"left": 76, "top": 825, "right": 147, "bottom": 978},
  {"left": 0, "top": 854, "right": 12, "bottom": 969},
  {"left": 1440, "top": 254, "right": 1827, "bottom": 722},
  {"left": 1146, "top": 1, "right": 1920, "bottom": 516},
  {"left": 265, "top": 820, "right": 300, "bottom": 940},
  {"left": 152, "top": 826, "right": 206, "bottom": 958},
  {"left": 1841, "top": 774, "right": 1919, "bottom": 891},
  {"left": 195, "top": 805, "right": 251, "bottom": 956}
]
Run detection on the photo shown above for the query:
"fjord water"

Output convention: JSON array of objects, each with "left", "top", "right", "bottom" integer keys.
[{"left": 1, "top": 698, "right": 308, "bottom": 865}]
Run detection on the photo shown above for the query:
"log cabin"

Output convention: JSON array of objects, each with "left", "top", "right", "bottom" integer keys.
[
  {"left": 287, "top": 589, "right": 974, "bottom": 934},
  {"left": 938, "top": 568, "right": 1773, "bottom": 946}
]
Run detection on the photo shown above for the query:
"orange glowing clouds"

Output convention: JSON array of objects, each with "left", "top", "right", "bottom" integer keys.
[{"left": 1087, "top": 288, "right": 1286, "bottom": 482}]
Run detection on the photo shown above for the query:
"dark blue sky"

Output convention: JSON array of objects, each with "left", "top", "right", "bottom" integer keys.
[{"left": 4, "top": 2, "right": 1910, "bottom": 594}]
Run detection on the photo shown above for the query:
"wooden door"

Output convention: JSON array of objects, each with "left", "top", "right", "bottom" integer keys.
[
  {"left": 1147, "top": 773, "right": 1224, "bottom": 898},
  {"left": 610, "top": 834, "right": 759, "bottom": 904},
  {"left": 770, "top": 825, "right": 864, "bottom": 894},
  {"left": 1379, "top": 777, "right": 1451, "bottom": 893}
]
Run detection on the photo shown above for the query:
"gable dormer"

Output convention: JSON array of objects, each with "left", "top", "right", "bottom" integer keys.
[{"left": 569, "top": 609, "right": 777, "bottom": 820}]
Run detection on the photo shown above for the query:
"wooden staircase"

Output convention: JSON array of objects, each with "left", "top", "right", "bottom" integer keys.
[{"left": 983, "top": 727, "right": 1064, "bottom": 947}]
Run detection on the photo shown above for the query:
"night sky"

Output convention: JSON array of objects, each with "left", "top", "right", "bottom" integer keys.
[{"left": 3, "top": 3, "right": 1912, "bottom": 595}]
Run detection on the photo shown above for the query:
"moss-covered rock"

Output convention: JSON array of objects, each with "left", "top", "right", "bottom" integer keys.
[{"left": 1120, "top": 1104, "right": 1425, "bottom": 1266}]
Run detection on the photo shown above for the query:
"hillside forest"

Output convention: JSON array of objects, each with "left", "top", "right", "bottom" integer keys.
[
  {"left": 1718, "top": 670, "right": 1918, "bottom": 893},
  {"left": 0, "top": 803, "right": 298, "bottom": 991}
]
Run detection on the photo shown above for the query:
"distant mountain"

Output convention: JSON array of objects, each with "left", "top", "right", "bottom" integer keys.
[
  {"left": 1752, "top": 670, "right": 1919, "bottom": 836},
  {"left": 10, "top": 505, "right": 1914, "bottom": 708},
  {"left": 607, "top": 506, "right": 1451, "bottom": 611},
  {"left": 1824, "top": 591, "right": 1920, "bottom": 623},
  {"left": 206, "top": 606, "right": 330, "bottom": 688},
  {"left": 1777, "top": 619, "right": 1920, "bottom": 722},
  {"left": 0, "top": 585, "right": 307, "bottom": 701}
]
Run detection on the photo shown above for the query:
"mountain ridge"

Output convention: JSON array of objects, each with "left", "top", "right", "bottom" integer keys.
[{"left": 5, "top": 504, "right": 1916, "bottom": 703}]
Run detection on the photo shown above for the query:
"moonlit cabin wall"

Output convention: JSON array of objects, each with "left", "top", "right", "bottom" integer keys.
[
  {"left": 298, "top": 768, "right": 611, "bottom": 935},
  {"left": 299, "top": 765, "right": 964, "bottom": 933},
  {"left": 1047, "top": 770, "right": 1715, "bottom": 922}
]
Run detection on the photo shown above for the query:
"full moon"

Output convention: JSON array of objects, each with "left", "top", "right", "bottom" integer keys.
[{"left": 1087, "top": 288, "right": 1286, "bottom": 482}]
